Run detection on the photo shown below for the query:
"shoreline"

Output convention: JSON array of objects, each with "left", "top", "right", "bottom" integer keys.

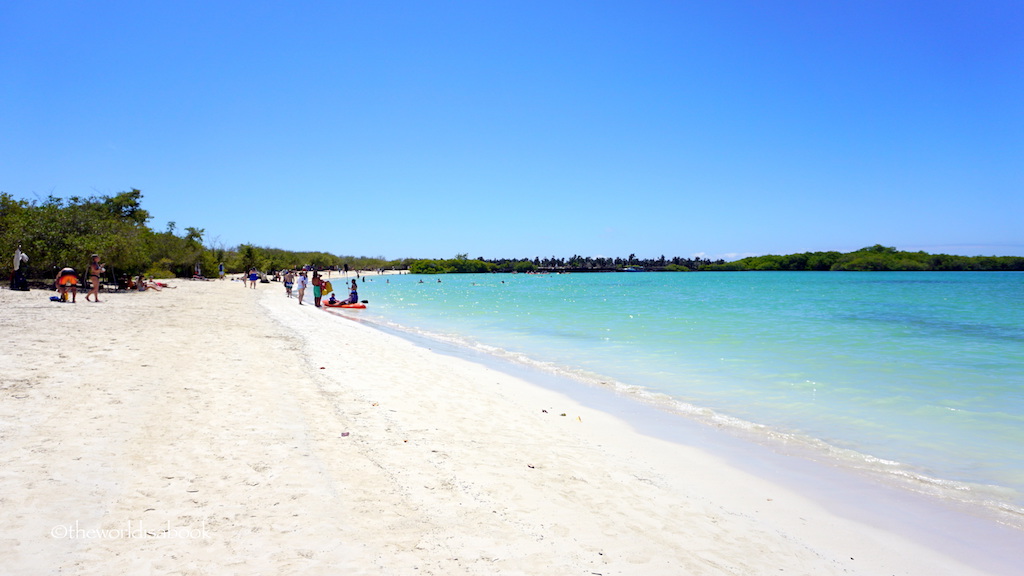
[
  {"left": 1, "top": 280, "right": 1019, "bottom": 574},
  {"left": 323, "top": 292, "right": 1024, "bottom": 575},
  {"left": 329, "top": 271, "right": 1024, "bottom": 523}
]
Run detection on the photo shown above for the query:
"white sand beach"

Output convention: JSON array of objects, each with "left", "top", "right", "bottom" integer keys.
[{"left": 0, "top": 279, "right": 1016, "bottom": 575}]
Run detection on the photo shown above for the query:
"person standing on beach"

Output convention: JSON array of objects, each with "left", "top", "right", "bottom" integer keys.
[
  {"left": 295, "top": 271, "right": 308, "bottom": 305},
  {"left": 311, "top": 272, "right": 324, "bottom": 307},
  {"left": 11, "top": 245, "right": 29, "bottom": 291},
  {"left": 85, "top": 254, "right": 104, "bottom": 302},
  {"left": 248, "top": 268, "right": 259, "bottom": 289},
  {"left": 283, "top": 270, "right": 295, "bottom": 298}
]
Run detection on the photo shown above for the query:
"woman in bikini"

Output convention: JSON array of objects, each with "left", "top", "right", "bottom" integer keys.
[{"left": 85, "top": 254, "right": 105, "bottom": 302}]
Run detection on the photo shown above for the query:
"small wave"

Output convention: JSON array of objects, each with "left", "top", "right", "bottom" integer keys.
[{"left": 342, "top": 308, "right": 1024, "bottom": 529}]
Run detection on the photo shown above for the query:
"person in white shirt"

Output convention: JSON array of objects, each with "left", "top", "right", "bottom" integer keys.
[
  {"left": 295, "top": 272, "right": 309, "bottom": 305},
  {"left": 12, "top": 245, "right": 29, "bottom": 291}
]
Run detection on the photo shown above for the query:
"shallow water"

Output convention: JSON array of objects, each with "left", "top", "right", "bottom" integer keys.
[{"left": 334, "top": 271, "right": 1024, "bottom": 517}]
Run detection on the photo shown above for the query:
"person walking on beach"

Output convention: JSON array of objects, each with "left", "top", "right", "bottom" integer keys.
[
  {"left": 283, "top": 270, "right": 295, "bottom": 298},
  {"left": 85, "top": 254, "right": 105, "bottom": 302},
  {"left": 248, "top": 268, "right": 259, "bottom": 289},
  {"left": 311, "top": 272, "right": 324, "bottom": 307},
  {"left": 295, "top": 271, "right": 308, "bottom": 305}
]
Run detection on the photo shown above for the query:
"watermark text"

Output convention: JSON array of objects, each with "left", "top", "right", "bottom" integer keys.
[{"left": 50, "top": 520, "right": 209, "bottom": 540}]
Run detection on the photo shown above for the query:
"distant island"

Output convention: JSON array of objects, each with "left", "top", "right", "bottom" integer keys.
[
  {"left": 408, "top": 253, "right": 724, "bottom": 274},
  {"left": 407, "top": 246, "right": 1024, "bottom": 273},
  {"left": 700, "top": 245, "right": 1024, "bottom": 272}
]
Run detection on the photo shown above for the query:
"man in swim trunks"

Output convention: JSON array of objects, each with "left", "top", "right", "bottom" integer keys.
[
  {"left": 85, "top": 254, "right": 105, "bottom": 302},
  {"left": 55, "top": 267, "right": 78, "bottom": 303},
  {"left": 283, "top": 270, "right": 295, "bottom": 298},
  {"left": 311, "top": 272, "right": 323, "bottom": 307}
]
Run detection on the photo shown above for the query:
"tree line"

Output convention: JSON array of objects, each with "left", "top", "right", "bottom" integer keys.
[
  {"left": 490, "top": 254, "right": 725, "bottom": 271},
  {"left": 1, "top": 189, "right": 404, "bottom": 282},
  {"left": 407, "top": 253, "right": 727, "bottom": 274},
  {"left": 408, "top": 246, "right": 1024, "bottom": 274},
  {"left": 6, "top": 191, "right": 1019, "bottom": 281}
]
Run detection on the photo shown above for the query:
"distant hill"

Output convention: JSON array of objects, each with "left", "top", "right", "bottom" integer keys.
[{"left": 701, "top": 245, "right": 1024, "bottom": 272}]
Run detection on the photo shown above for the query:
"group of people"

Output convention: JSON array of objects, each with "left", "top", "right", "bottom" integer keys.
[
  {"left": 326, "top": 280, "right": 358, "bottom": 306},
  {"left": 279, "top": 269, "right": 359, "bottom": 307},
  {"left": 54, "top": 254, "right": 107, "bottom": 303},
  {"left": 33, "top": 251, "right": 366, "bottom": 307},
  {"left": 129, "top": 274, "right": 165, "bottom": 292},
  {"left": 49, "top": 253, "right": 167, "bottom": 303}
]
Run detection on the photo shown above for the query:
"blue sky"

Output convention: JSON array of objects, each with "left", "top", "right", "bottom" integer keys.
[{"left": 3, "top": 1, "right": 1021, "bottom": 261}]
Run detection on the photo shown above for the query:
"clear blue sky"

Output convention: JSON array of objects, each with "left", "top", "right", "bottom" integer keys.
[{"left": 3, "top": 1, "right": 1021, "bottom": 261}]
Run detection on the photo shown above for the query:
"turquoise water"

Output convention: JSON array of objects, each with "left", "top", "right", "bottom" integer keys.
[{"left": 340, "top": 271, "right": 1024, "bottom": 515}]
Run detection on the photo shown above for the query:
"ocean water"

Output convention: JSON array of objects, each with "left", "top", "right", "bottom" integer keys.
[{"left": 334, "top": 271, "right": 1024, "bottom": 519}]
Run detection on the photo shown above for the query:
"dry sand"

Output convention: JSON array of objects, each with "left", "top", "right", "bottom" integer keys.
[{"left": 0, "top": 279, "right": 1015, "bottom": 575}]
